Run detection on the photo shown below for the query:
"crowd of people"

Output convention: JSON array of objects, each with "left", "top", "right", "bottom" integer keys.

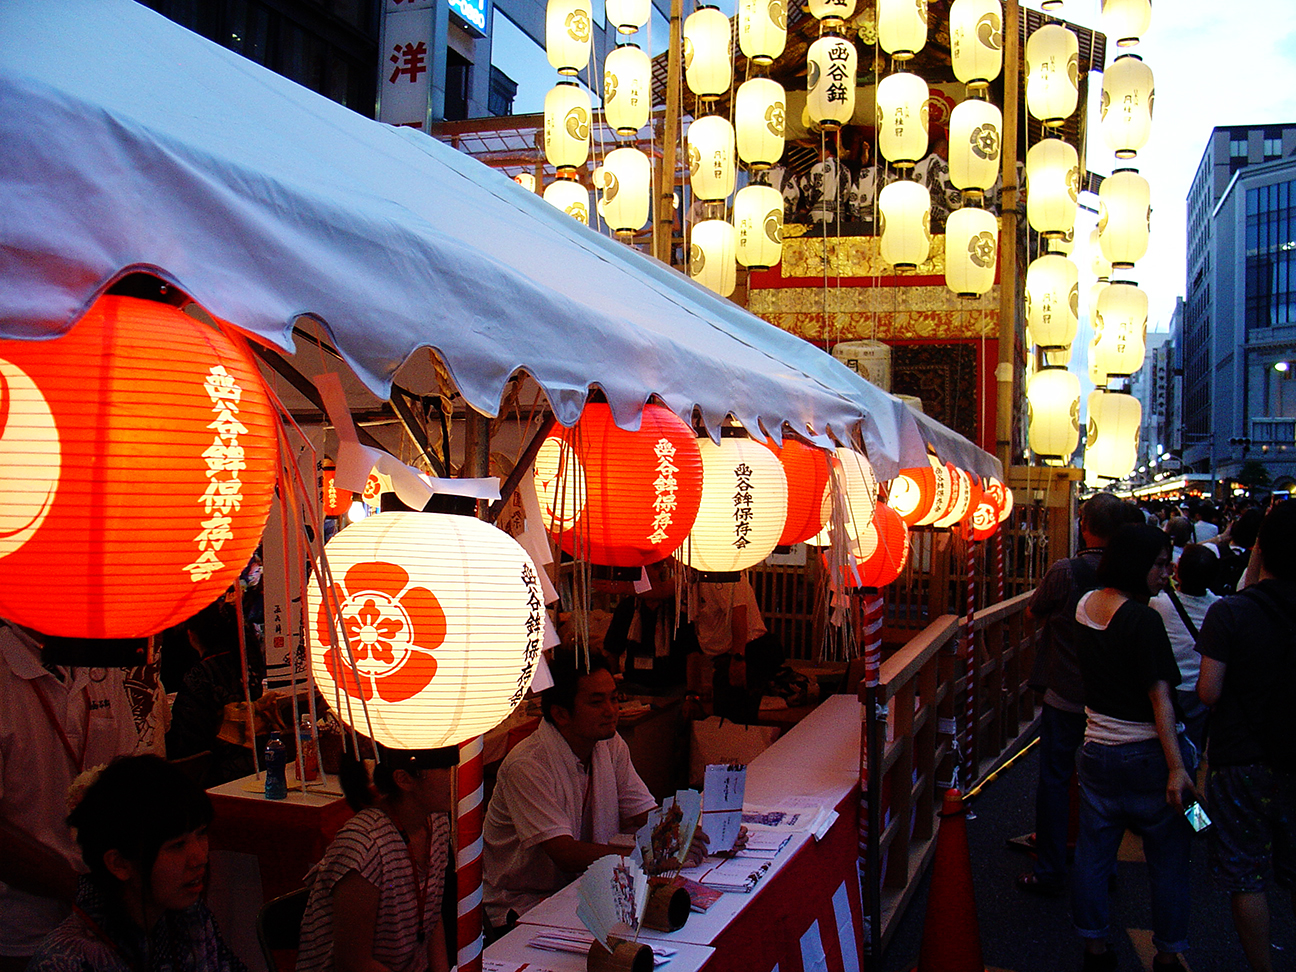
[{"left": 1021, "top": 492, "right": 1296, "bottom": 972}]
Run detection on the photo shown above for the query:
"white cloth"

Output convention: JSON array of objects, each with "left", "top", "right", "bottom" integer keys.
[
  {"left": 1191, "top": 521, "right": 1219, "bottom": 542},
  {"left": 482, "top": 719, "right": 655, "bottom": 923},
  {"left": 692, "top": 578, "right": 767, "bottom": 658},
  {"left": 0, "top": 624, "right": 140, "bottom": 956},
  {"left": 1150, "top": 589, "right": 1219, "bottom": 688}
]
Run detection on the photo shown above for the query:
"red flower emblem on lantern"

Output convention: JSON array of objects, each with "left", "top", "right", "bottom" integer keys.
[{"left": 320, "top": 561, "right": 446, "bottom": 703}]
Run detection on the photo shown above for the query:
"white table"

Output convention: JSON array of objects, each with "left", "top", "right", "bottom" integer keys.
[{"left": 487, "top": 922, "right": 714, "bottom": 972}]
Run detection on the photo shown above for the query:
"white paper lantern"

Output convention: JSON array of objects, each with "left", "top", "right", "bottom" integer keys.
[
  {"left": 684, "top": 6, "right": 732, "bottom": 102},
  {"left": 1098, "top": 168, "right": 1151, "bottom": 269},
  {"left": 933, "top": 466, "right": 974, "bottom": 529},
  {"left": 606, "top": 0, "right": 650, "bottom": 34},
  {"left": 308, "top": 512, "right": 547, "bottom": 750},
  {"left": 1086, "top": 391, "right": 1141, "bottom": 480},
  {"left": 949, "top": 97, "right": 1001, "bottom": 195},
  {"left": 734, "top": 184, "right": 784, "bottom": 269},
  {"left": 809, "top": 448, "right": 878, "bottom": 547},
  {"left": 876, "top": 71, "right": 929, "bottom": 166},
  {"left": 879, "top": 180, "right": 931, "bottom": 269},
  {"left": 690, "top": 219, "right": 737, "bottom": 296},
  {"left": 1088, "top": 328, "right": 1109, "bottom": 389},
  {"left": 1089, "top": 227, "right": 1113, "bottom": 279},
  {"left": 736, "top": 78, "right": 786, "bottom": 169},
  {"left": 945, "top": 207, "right": 998, "bottom": 298},
  {"left": 513, "top": 173, "right": 537, "bottom": 192},
  {"left": 1087, "top": 279, "right": 1108, "bottom": 323},
  {"left": 688, "top": 115, "right": 736, "bottom": 201},
  {"left": 1049, "top": 226, "right": 1076, "bottom": 255},
  {"left": 807, "top": 36, "right": 858, "bottom": 131},
  {"left": 915, "top": 454, "right": 953, "bottom": 527},
  {"left": 1027, "top": 368, "right": 1081, "bottom": 461},
  {"left": 1025, "top": 254, "right": 1079, "bottom": 348},
  {"left": 675, "top": 436, "right": 789, "bottom": 573},
  {"left": 1043, "top": 344, "right": 1073, "bottom": 367},
  {"left": 544, "top": 82, "right": 591, "bottom": 172},
  {"left": 950, "top": 0, "right": 1003, "bottom": 89},
  {"left": 547, "top": 0, "right": 593, "bottom": 75},
  {"left": 1025, "top": 137, "right": 1079, "bottom": 238},
  {"left": 1092, "top": 281, "right": 1148, "bottom": 377},
  {"left": 543, "top": 178, "right": 590, "bottom": 224},
  {"left": 809, "top": 0, "right": 855, "bottom": 24},
  {"left": 604, "top": 45, "right": 651, "bottom": 136},
  {"left": 877, "top": 0, "right": 927, "bottom": 59},
  {"left": 1025, "top": 24, "right": 1079, "bottom": 126},
  {"left": 739, "top": 0, "right": 787, "bottom": 63},
  {"left": 600, "top": 147, "right": 651, "bottom": 237},
  {"left": 1101, "top": 0, "right": 1151, "bottom": 48},
  {"left": 1101, "top": 54, "right": 1154, "bottom": 160}
]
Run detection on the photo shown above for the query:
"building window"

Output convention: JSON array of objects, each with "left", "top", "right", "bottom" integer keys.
[
  {"left": 444, "top": 47, "right": 471, "bottom": 120},
  {"left": 1265, "top": 137, "right": 1283, "bottom": 159},
  {"left": 1246, "top": 179, "right": 1296, "bottom": 329},
  {"left": 488, "top": 66, "right": 517, "bottom": 117},
  {"left": 1231, "top": 137, "right": 1248, "bottom": 158}
]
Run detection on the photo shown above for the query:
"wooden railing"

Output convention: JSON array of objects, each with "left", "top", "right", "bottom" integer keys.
[{"left": 857, "top": 590, "right": 1039, "bottom": 957}]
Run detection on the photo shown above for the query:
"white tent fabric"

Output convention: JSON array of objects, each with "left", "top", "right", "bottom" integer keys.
[{"left": 0, "top": 0, "right": 1000, "bottom": 481}]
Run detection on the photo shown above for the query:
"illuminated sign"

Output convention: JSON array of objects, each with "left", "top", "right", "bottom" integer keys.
[{"left": 449, "top": 0, "right": 488, "bottom": 34}]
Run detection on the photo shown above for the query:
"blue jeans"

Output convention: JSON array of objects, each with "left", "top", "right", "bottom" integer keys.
[
  {"left": 1072, "top": 736, "right": 1196, "bottom": 953},
  {"left": 1033, "top": 703, "right": 1086, "bottom": 883}
]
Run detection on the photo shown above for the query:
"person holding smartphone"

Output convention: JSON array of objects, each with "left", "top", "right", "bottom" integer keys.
[{"left": 1070, "top": 524, "right": 1198, "bottom": 972}]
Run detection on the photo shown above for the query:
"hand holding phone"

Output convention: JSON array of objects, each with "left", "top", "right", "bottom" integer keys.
[{"left": 1184, "top": 801, "right": 1211, "bottom": 833}]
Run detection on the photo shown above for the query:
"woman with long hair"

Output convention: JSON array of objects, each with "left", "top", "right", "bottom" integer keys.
[
  {"left": 1071, "top": 523, "right": 1197, "bottom": 972},
  {"left": 295, "top": 744, "right": 456, "bottom": 972},
  {"left": 27, "top": 755, "right": 245, "bottom": 972}
]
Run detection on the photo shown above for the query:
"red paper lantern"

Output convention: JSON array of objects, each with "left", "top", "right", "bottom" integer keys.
[
  {"left": 960, "top": 492, "right": 1001, "bottom": 542},
  {"left": 532, "top": 403, "right": 703, "bottom": 567},
  {"left": 914, "top": 455, "right": 953, "bottom": 527},
  {"left": 982, "top": 476, "right": 1014, "bottom": 524},
  {"left": 322, "top": 463, "right": 353, "bottom": 517},
  {"left": 765, "top": 438, "right": 831, "bottom": 545},
  {"left": 831, "top": 502, "right": 910, "bottom": 588},
  {"left": 0, "top": 295, "right": 277, "bottom": 638},
  {"left": 887, "top": 462, "right": 937, "bottom": 526}
]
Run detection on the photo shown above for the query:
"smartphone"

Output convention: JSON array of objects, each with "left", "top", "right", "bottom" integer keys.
[{"left": 1184, "top": 801, "right": 1212, "bottom": 833}]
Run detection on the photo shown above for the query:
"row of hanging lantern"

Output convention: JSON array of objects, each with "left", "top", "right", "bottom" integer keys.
[
  {"left": 530, "top": 404, "right": 1013, "bottom": 593},
  {"left": 542, "top": 0, "right": 594, "bottom": 223},
  {"left": 1022, "top": 0, "right": 1152, "bottom": 483}
]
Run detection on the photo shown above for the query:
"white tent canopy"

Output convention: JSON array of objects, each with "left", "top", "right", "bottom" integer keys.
[{"left": 0, "top": 0, "right": 1000, "bottom": 481}]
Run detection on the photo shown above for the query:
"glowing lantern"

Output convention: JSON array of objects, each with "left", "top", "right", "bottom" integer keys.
[
  {"left": 950, "top": 0, "right": 1003, "bottom": 89},
  {"left": 887, "top": 463, "right": 937, "bottom": 526},
  {"left": 1092, "top": 282, "right": 1148, "bottom": 377},
  {"left": 945, "top": 206, "right": 998, "bottom": 298},
  {"left": 532, "top": 403, "right": 703, "bottom": 566},
  {"left": 1101, "top": 54, "right": 1154, "bottom": 159},
  {"left": 1098, "top": 169, "right": 1151, "bottom": 269},
  {"left": 604, "top": 45, "right": 651, "bottom": 136},
  {"left": 1026, "top": 254, "right": 1080, "bottom": 348},
  {"left": 1089, "top": 339, "right": 1109, "bottom": 390},
  {"left": 690, "top": 219, "right": 737, "bottom": 296},
  {"left": 547, "top": 0, "right": 593, "bottom": 75},
  {"left": 362, "top": 472, "right": 384, "bottom": 505},
  {"left": 734, "top": 184, "right": 784, "bottom": 270},
  {"left": 915, "top": 455, "right": 953, "bottom": 527},
  {"left": 599, "top": 148, "right": 651, "bottom": 237},
  {"left": 544, "top": 178, "right": 590, "bottom": 225},
  {"left": 1089, "top": 226, "right": 1113, "bottom": 280},
  {"left": 606, "top": 0, "right": 649, "bottom": 34},
  {"left": 675, "top": 435, "right": 788, "bottom": 573},
  {"left": 736, "top": 78, "right": 786, "bottom": 169},
  {"left": 933, "top": 467, "right": 976, "bottom": 529},
  {"left": 839, "top": 502, "right": 909, "bottom": 588},
  {"left": 809, "top": 448, "right": 878, "bottom": 547},
  {"left": 764, "top": 438, "right": 831, "bottom": 545},
  {"left": 879, "top": 180, "right": 931, "bottom": 270},
  {"left": 688, "top": 115, "right": 736, "bottom": 201},
  {"left": 1049, "top": 226, "right": 1076, "bottom": 256},
  {"left": 514, "top": 173, "right": 537, "bottom": 192},
  {"left": 0, "top": 295, "right": 277, "bottom": 639},
  {"left": 809, "top": 0, "right": 855, "bottom": 24},
  {"left": 877, "top": 0, "right": 926, "bottom": 59},
  {"left": 807, "top": 36, "right": 858, "bottom": 131},
  {"left": 1101, "top": 0, "right": 1151, "bottom": 47},
  {"left": 739, "top": 0, "right": 787, "bottom": 62},
  {"left": 982, "top": 476, "right": 1013, "bottom": 524},
  {"left": 960, "top": 488, "right": 1001, "bottom": 542},
  {"left": 544, "top": 82, "right": 591, "bottom": 173},
  {"left": 949, "top": 98, "right": 1002, "bottom": 196},
  {"left": 1086, "top": 391, "right": 1141, "bottom": 480},
  {"left": 1025, "top": 137, "right": 1079, "bottom": 238},
  {"left": 322, "top": 465, "right": 353, "bottom": 518},
  {"left": 684, "top": 6, "right": 732, "bottom": 102},
  {"left": 1025, "top": 24, "right": 1079, "bottom": 126},
  {"left": 1042, "top": 345, "right": 1073, "bottom": 367},
  {"left": 1027, "top": 367, "right": 1081, "bottom": 462},
  {"left": 309, "top": 512, "right": 546, "bottom": 750},
  {"left": 876, "top": 72, "right": 929, "bottom": 166}
]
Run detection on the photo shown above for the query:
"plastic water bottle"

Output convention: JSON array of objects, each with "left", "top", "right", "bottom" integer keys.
[
  {"left": 298, "top": 716, "right": 319, "bottom": 782},
  {"left": 264, "top": 731, "right": 288, "bottom": 800}
]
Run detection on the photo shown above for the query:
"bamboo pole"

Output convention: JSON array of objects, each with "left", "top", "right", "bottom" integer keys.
[
  {"left": 655, "top": 0, "right": 683, "bottom": 265},
  {"left": 996, "top": 0, "right": 1021, "bottom": 473}
]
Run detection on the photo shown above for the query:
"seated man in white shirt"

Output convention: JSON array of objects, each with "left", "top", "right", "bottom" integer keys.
[{"left": 483, "top": 651, "right": 658, "bottom": 930}]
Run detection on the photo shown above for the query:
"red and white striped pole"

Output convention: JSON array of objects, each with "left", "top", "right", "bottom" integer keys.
[
  {"left": 995, "top": 527, "right": 1006, "bottom": 604},
  {"left": 962, "top": 539, "right": 977, "bottom": 784},
  {"left": 456, "top": 735, "right": 485, "bottom": 972}
]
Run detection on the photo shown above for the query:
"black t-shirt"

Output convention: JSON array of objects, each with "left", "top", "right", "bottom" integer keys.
[
  {"left": 1075, "top": 596, "right": 1182, "bottom": 725},
  {"left": 1196, "top": 578, "right": 1296, "bottom": 766}
]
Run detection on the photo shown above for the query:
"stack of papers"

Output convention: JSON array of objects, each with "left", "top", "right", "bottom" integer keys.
[
  {"left": 733, "top": 830, "right": 790, "bottom": 858},
  {"left": 693, "top": 856, "right": 773, "bottom": 893},
  {"left": 742, "top": 799, "right": 838, "bottom": 841},
  {"left": 528, "top": 930, "right": 678, "bottom": 966}
]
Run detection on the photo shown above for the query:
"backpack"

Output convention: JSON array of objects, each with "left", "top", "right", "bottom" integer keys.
[{"left": 1237, "top": 584, "right": 1296, "bottom": 772}]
